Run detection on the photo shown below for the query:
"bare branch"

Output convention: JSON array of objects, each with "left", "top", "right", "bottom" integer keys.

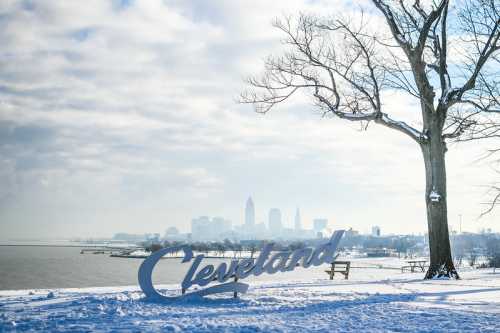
[
  {"left": 241, "top": 13, "right": 425, "bottom": 143},
  {"left": 415, "top": 0, "right": 448, "bottom": 58},
  {"left": 242, "top": 1, "right": 499, "bottom": 145},
  {"left": 371, "top": 0, "right": 412, "bottom": 53},
  {"left": 447, "top": 0, "right": 500, "bottom": 105}
]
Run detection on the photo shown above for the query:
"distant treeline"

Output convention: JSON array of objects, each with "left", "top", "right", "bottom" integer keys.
[
  {"left": 142, "top": 232, "right": 500, "bottom": 268},
  {"left": 451, "top": 233, "right": 500, "bottom": 268},
  {"left": 142, "top": 239, "right": 309, "bottom": 258}
]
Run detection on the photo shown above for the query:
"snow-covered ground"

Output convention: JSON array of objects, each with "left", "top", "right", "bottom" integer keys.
[{"left": 1, "top": 263, "right": 499, "bottom": 332}]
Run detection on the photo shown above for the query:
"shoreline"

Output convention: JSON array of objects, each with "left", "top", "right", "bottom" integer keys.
[{"left": 0, "top": 244, "right": 136, "bottom": 248}]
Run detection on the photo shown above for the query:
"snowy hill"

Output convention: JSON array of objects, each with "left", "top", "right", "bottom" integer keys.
[{"left": 1, "top": 267, "right": 499, "bottom": 332}]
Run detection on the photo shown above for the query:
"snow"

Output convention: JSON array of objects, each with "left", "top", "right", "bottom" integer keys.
[
  {"left": 1, "top": 263, "right": 500, "bottom": 332},
  {"left": 379, "top": 113, "right": 428, "bottom": 141},
  {"left": 429, "top": 189, "right": 441, "bottom": 202},
  {"left": 441, "top": 87, "right": 461, "bottom": 104}
]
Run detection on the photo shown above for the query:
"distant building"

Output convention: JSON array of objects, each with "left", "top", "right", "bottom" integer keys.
[
  {"left": 191, "top": 216, "right": 210, "bottom": 239},
  {"left": 163, "top": 227, "right": 189, "bottom": 242},
  {"left": 345, "top": 228, "right": 359, "bottom": 238},
  {"left": 253, "top": 222, "right": 269, "bottom": 239},
  {"left": 165, "top": 227, "right": 179, "bottom": 237},
  {"left": 212, "top": 217, "right": 232, "bottom": 233},
  {"left": 294, "top": 208, "right": 301, "bottom": 230},
  {"left": 245, "top": 197, "right": 255, "bottom": 227},
  {"left": 191, "top": 216, "right": 232, "bottom": 240},
  {"left": 112, "top": 233, "right": 147, "bottom": 242},
  {"left": 268, "top": 208, "right": 282, "bottom": 234},
  {"left": 313, "top": 218, "right": 328, "bottom": 232},
  {"left": 372, "top": 226, "right": 381, "bottom": 237},
  {"left": 146, "top": 233, "right": 161, "bottom": 243}
]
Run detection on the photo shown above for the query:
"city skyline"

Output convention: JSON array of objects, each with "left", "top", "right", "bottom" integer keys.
[
  {"left": 188, "top": 197, "right": 323, "bottom": 241},
  {"left": 184, "top": 196, "right": 334, "bottom": 241}
]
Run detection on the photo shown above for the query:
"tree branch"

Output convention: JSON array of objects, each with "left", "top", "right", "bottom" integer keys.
[
  {"left": 375, "top": 112, "right": 427, "bottom": 142},
  {"left": 447, "top": 7, "right": 500, "bottom": 105}
]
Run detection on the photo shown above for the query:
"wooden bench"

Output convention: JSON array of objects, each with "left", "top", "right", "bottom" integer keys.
[
  {"left": 401, "top": 260, "right": 427, "bottom": 273},
  {"left": 325, "top": 261, "right": 351, "bottom": 280}
]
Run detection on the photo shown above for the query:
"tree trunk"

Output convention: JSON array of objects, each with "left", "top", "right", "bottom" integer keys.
[{"left": 420, "top": 117, "right": 459, "bottom": 279}]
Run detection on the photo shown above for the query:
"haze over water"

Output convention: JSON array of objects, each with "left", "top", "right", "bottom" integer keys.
[{"left": 0, "top": 245, "right": 336, "bottom": 291}]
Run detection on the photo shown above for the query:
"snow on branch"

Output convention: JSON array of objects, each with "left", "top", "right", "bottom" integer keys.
[
  {"left": 376, "top": 112, "right": 427, "bottom": 143},
  {"left": 241, "top": 14, "right": 425, "bottom": 143}
]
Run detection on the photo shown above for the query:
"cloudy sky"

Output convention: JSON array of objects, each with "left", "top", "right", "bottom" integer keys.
[{"left": 0, "top": 0, "right": 498, "bottom": 240}]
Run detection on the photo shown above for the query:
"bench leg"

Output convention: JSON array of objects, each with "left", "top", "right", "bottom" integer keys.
[{"left": 234, "top": 277, "right": 238, "bottom": 298}]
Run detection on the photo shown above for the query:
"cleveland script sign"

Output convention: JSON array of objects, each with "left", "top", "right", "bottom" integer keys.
[{"left": 138, "top": 230, "right": 344, "bottom": 300}]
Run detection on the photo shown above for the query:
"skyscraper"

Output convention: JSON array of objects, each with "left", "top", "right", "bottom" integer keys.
[
  {"left": 245, "top": 197, "right": 255, "bottom": 227},
  {"left": 294, "top": 207, "right": 301, "bottom": 230},
  {"left": 268, "top": 208, "right": 282, "bottom": 234},
  {"left": 313, "top": 218, "right": 328, "bottom": 232}
]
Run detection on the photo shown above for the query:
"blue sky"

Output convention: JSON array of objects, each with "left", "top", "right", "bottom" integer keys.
[{"left": 0, "top": 0, "right": 498, "bottom": 239}]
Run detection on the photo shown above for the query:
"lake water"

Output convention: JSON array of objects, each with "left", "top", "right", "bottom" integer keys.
[{"left": 0, "top": 245, "right": 348, "bottom": 291}]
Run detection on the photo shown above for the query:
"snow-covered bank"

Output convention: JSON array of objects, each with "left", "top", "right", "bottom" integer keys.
[{"left": 1, "top": 268, "right": 500, "bottom": 332}]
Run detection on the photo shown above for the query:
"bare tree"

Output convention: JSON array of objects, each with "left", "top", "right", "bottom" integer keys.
[
  {"left": 247, "top": 243, "right": 259, "bottom": 258},
  {"left": 241, "top": 0, "right": 499, "bottom": 279}
]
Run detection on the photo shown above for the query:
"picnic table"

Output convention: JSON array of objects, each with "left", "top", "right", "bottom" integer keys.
[
  {"left": 325, "top": 261, "right": 351, "bottom": 280},
  {"left": 401, "top": 260, "right": 427, "bottom": 273}
]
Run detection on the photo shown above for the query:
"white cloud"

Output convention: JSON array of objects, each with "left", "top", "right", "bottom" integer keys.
[{"left": 0, "top": 0, "right": 498, "bottom": 239}]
